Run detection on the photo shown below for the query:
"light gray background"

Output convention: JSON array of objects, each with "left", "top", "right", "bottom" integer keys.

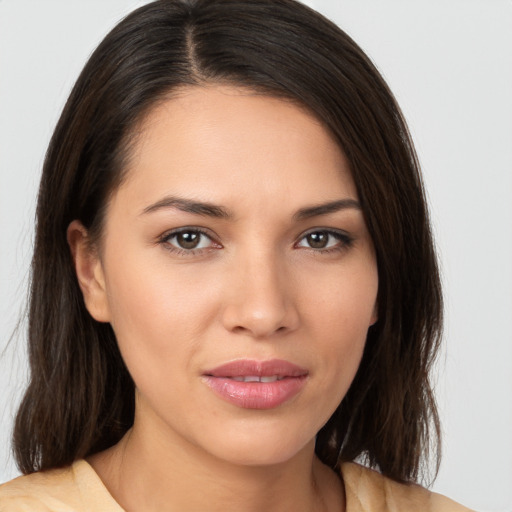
[{"left": 1, "top": 1, "right": 511, "bottom": 511}]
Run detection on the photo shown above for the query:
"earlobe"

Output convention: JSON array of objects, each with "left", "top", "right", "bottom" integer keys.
[{"left": 67, "top": 220, "right": 111, "bottom": 323}]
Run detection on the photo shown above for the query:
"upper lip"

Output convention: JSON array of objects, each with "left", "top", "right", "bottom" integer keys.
[{"left": 204, "top": 359, "right": 308, "bottom": 378}]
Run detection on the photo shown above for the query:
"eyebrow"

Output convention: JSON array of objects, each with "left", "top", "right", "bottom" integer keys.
[
  {"left": 293, "top": 198, "right": 361, "bottom": 220},
  {"left": 141, "top": 195, "right": 361, "bottom": 220},
  {"left": 141, "top": 196, "right": 233, "bottom": 219}
]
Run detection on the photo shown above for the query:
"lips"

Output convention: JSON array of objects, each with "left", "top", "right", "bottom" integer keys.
[{"left": 202, "top": 359, "right": 308, "bottom": 409}]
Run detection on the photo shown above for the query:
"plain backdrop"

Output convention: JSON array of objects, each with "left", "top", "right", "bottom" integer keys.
[{"left": 1, "top": 1, "right": 511, "bottom": 511}]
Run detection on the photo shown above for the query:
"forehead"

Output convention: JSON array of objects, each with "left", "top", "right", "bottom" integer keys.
[{"left": 116, "top": 85, "right": 358, "bottom": 215}]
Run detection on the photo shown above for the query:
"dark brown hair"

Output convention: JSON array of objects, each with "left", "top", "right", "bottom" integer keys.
[{"left": 13, "top": 0, "right": 442, "bottom": 484}]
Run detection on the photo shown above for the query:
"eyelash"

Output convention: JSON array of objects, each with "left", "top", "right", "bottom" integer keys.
[
  {"left": 296, "top": 228, "right": 354, "bottom": 254},
  {"left": 158, "top": 227, "right": 220, "bottom": 256},
  {"left": 157, "top": 227, "right": 354, "bottom": 256}
]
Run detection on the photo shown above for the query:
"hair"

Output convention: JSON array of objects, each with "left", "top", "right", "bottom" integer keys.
[{"left": 13, "top": 0, "right": 442, "bottom": 484}]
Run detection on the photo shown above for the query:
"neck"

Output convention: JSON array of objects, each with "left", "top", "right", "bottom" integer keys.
[{"left": 88, "top": 420, "right": 344, "bottom": 512}]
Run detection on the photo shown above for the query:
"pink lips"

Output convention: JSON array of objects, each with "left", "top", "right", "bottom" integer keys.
[{"left": 202, "top": 359, "right": 308, "bottom": 409}]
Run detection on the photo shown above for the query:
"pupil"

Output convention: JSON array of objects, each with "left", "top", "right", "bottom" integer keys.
[
  {"left": 307, "top": 232, "right": 328, "bottom": 248},
  {"left": 177, "top": 232, "right": 200, "bottom": 249}
]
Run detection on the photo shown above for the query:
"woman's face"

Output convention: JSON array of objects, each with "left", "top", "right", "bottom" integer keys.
[{"left": 76, "top": 85, "right": 378, "bottom": 466}]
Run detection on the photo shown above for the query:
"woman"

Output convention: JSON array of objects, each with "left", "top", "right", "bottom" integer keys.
[{"left": 0, "top": 0, "right": 473, "bottom": 510}]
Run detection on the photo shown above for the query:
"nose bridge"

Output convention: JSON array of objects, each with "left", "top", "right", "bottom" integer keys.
[{"left": 221, "top": 244, "right": 298, "bottom": 337}]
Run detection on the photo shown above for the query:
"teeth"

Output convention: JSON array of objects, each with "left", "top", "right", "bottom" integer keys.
[
  {"left": 243, "top": 376, "right": 260, "bottom": 382},
  {"left": 230, "top": 376, "right": 282, "bottom": 383}
]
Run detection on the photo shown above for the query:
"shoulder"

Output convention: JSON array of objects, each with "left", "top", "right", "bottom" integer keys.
[
  {"left": 0, "top": 463, "right": 81, "bottom": 511},
  {"left": 0, "top": 460, "right": 123, "bottom": 512},
  {"left": 340, "top": 462, "right": 476, "bottom": 512}
]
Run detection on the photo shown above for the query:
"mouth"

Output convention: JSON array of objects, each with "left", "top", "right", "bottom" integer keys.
[{"left": 202, "top": 359, "right": 308, "bottom": 410}]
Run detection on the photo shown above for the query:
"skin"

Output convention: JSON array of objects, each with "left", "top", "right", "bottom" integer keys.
[{"left": 68, "top": 85, "right": 378, "bottom": 512}]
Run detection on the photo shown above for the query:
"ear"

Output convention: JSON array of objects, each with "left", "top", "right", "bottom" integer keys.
[{"left": 67, "top": 220, "right": 111, "bottom": 323}]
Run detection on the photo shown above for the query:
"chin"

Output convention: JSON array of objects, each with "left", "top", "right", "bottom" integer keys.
[{"left": 197, "top": 420, "right": 317, "bottom": 468}]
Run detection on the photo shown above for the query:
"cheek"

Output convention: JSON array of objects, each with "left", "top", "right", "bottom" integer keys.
[
  {"left": 295, "top": 260, "right": 377, "bottom": 404},
  {"left": 302, "top": 259, "right": 378, "bottom": 337},
  {"left": 102, "top": 253, "right": 221, "bottom": 380}
]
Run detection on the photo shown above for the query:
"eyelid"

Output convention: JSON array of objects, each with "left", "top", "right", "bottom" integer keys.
[
  {"left": 156, "top": 226, "right": 353, "bottom": 256},
  {"left": 158, "top": 226, "right": 222, "bottom": 254},
  {"left": 295, "top": 227, "right": 354, "bottom": 251}
]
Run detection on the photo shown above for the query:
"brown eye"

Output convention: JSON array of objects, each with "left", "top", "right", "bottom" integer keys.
[
  {"left": 306, "top": 232, "right": 329, "bottom": 249},
  {"left": 176, "top": 231, "right": 201, "bottom": 249},
  {"left": 297, "top": 229, "right": 353, "bottom": 251},
  {"left": 163, "top": 229, "right": 216, "bottom": 252}
]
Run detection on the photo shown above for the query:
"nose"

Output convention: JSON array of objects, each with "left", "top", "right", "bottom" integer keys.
[{"left": 220, "top": 250, "right": 300, "bottom": 339}]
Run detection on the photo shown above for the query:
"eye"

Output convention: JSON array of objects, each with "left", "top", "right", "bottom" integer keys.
[
  {"left": 160, "top": 228, "right": 219, "bottom": 253},
  {"left": 296, "top": 229, "right": 352, "bottom": 251}
]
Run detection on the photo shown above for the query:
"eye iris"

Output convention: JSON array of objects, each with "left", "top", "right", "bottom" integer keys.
[
  {"left": 176, "top": 231, "right": 200, "bottom": 249},
  {"left": 307, "top": 232, "right": 328, "bottom": 249}
]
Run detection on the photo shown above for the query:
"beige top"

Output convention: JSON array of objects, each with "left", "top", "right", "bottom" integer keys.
[{"left": 0, "top": 459, "right": 474, "bottom": 511}]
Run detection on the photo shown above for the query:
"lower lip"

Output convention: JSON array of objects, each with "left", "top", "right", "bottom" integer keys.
[{"left": 202, "top": 376, "right": 307, "bottom": 409}]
